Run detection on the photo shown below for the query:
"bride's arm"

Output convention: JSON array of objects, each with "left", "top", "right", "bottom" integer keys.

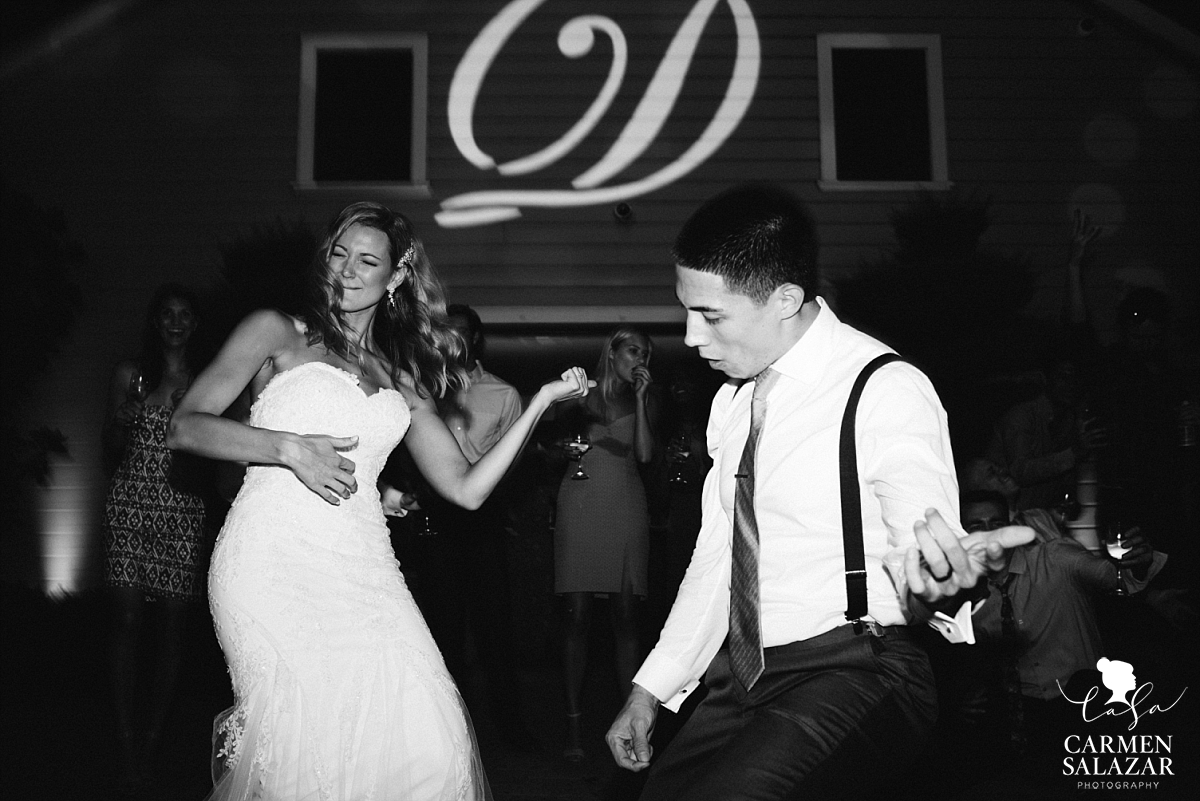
[
  {"left": 401, "top": 367, "right": 591, "bottom": 510},
  {"left": 167, "top": 309, "right": 359, "bottom": 505}
]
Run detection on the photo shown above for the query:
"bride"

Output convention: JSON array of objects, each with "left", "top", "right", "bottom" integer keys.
[{"left": 168, "top": 201, "right": 590, "bottom": 800}]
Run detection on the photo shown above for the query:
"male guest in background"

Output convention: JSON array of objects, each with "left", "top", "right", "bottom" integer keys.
[
  {"left": 605, "top": 183, "right": 1033, "bottom": 800},
  {"left": 957, "top": 490, "right": 1162, "bottom": 756},
  {"left": 424, "top": 303, "right": 526, "bottom": 736},
  {"left": 442, "top": 304, "right": 524, "bottom": 466}
]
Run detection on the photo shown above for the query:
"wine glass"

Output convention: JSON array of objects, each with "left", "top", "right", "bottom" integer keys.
[
  {"left": 127, "top": 371, "right": 148, "bottom": 403},
  {"left": 1104, "top": 521, "right": 1130, "bottom": 596},
  {"left": 123, "top": 371, "right": 148, "bottom": 426},
  {"left": 667, "top": 432, "right": 692, "bottom": 485},
  {"left": 565, "top": 434, "right": 591, "bottom": 481}
]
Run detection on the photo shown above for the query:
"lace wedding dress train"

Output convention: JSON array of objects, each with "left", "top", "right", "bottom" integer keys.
[{"left": 206, "top": 361, "right": 490, "bottom": 801}]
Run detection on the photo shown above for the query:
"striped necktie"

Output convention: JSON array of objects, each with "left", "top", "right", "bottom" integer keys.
[{"left": 728, "top": 367, "right": 781, "bottom": 691}]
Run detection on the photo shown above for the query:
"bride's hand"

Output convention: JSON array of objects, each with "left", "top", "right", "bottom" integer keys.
[
  {"left": 541, "top": 366, "right": 594, "bottom": 404},
  {"left": 280, "top": 434, "right": 359, "bottom": 505}
]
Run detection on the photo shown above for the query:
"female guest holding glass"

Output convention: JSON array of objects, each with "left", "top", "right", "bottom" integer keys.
[
  {"left": 101, "top": 283, "right": 207, "bottom": 793},
  {"left": 554, "top": 327, "right": 657, "bottom": 760},
  {"left": 168, "top": 202, "right": 590, "bottom": 800}
]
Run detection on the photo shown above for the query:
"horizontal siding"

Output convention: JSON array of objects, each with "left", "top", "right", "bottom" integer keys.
[{"left": 2, "top": 0, "right": 1198, "bottom": 589}]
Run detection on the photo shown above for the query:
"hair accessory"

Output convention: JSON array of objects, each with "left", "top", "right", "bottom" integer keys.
[{"left": 397, "top": 241, "right": 416, "bottom": 269}]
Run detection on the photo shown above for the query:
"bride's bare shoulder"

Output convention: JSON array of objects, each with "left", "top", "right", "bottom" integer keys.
[
  {"left": 232, "top": 309, "right": 309, "bottom": 346},
  {"left": 218, "top": 311, "right": 317, "bottom": 383}
]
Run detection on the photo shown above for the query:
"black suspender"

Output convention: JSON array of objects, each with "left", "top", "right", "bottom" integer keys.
[{"left": 839, "top": 353, "right": 910, "bottom": 634}]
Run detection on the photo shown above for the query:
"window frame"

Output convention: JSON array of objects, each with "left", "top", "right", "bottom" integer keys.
[
  {"left": 816, "top": 33, "right": 950, "bottom": 191},
  {"left": 294, "top": 33, "right": 430, "bottom": 197}
]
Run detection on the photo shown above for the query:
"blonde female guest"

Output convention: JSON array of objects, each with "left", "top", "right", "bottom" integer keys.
[
  {"left": 168, "top": 202, "right": 591, "bottom": 800},
  {"left": 554, "top": 327, "right": 657, "bottom": 760}
]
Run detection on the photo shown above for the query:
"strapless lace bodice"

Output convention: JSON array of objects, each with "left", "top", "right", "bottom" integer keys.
[
  {"left": 205, "top": 360, "right": 487, "bottom": 800},
  {"left": 243, "top": 360, "right": 408, "bottom": 513}
]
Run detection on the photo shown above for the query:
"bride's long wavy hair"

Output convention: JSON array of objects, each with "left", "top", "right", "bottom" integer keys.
[{"left": 303, "top": 202, "right": 467, "bottom": 398}]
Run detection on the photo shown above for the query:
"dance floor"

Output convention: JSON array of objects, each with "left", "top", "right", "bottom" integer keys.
[
  {"left": 2, "top": 585, "right": 648, "bottom": 800},
  {"left": 5, "top": 584, "right": 1196, "bottom": 800}
]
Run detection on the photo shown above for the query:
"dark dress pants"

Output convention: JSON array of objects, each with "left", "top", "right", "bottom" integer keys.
[{"left": 641, "top": 624, "right": 937, "bottom": 801}]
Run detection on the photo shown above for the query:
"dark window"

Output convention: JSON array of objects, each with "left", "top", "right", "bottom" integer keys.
[
  {"left": 313, "top": 50, "right": 414, "bottom": 182},
  {"left": 296, "top": 34, "right": 428, "bottom": 193},
  {"left": 817, "top": 34, "right": 948, "bottom": 190},
  {"left": 831, "top": 48, "right": 930, "bottom": 181}
]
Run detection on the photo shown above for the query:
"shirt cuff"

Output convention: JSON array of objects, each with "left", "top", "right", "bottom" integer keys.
[
  {"left": 929, "top": 599, "right": 985, "bottom": 644},
  {"left": 1122, "top": 550, "right": 1168, "bottom": 594},
  {"left": 633, "top": 653, "right": 701, "bottom": 713}
]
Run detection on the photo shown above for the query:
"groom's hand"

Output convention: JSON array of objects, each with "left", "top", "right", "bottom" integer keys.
[
  {"left": 606, "top": 684, "right": 659, "bottom": 771},
  {"left": 905, "top": 508, "right": 1035, "bottom": 608}
]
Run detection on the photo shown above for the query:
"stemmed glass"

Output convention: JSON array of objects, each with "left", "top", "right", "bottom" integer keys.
[
  {"left": 667, "top": 432, "right": 691, "bottom": 485},
  {"left": 125, "top": 371, "right": 148, "bottom": 426},
  {"left": 1104, "top": 521, "right": 1130, "bottom": 596},
  {"left": 127, "top": 371, "right": 148, "bottom": 403},
  {"left": 565, "top": 434, "right": 591, "bottom": 481}
]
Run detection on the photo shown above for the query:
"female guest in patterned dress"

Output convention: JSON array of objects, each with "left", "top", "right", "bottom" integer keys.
[
  {"left": 101, "top": 283, "right": 207, "bottom": 792},
  {"left": 554, "top": 327, "right": 658, "bottom": 760}
]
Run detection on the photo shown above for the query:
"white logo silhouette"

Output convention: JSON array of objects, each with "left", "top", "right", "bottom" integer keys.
[
  {"left": 1059, "top": 657, "right": 1186, "bottom": 731},
  {"left": 1097, "top": 657, "right": 1137, "bottom": 709}
]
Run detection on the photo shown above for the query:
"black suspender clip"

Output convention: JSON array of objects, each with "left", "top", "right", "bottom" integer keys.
[{"left": 850, "top": 619, "right": 884, "bottom": 637}]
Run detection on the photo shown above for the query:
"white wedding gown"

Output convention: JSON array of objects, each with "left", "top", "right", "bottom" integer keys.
[{"left": 206, "top": 361, "right": 490, "bottom": 801}]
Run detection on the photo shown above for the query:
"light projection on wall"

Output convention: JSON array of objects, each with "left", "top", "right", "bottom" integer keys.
[{"left": 437, "top": 0, "right": 760, "bottom": 228}]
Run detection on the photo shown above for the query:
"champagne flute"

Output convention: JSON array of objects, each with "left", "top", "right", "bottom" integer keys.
[
  {"left": 1104, "top": 521, "right": 1130, "bottom": 596},
  {"left": 566, "top": 434, "right": 591, "bottom": 481}
]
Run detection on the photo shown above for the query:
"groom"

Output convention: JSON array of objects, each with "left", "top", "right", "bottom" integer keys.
[{"left": 605, "top": 183, "right": 1033, "bottom": 799}]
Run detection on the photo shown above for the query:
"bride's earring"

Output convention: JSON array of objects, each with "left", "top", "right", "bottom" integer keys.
[{"left": 387, "top": 286, "right": 396, "bottom": 309}]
